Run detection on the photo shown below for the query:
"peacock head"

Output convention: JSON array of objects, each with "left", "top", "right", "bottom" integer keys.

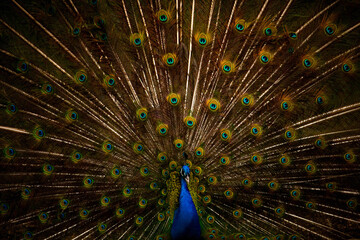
[{"left": 180, "top": 165, "right": 190, "bottom": 184}]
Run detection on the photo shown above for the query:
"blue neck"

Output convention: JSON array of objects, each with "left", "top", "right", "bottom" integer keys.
[{"left": 171, "top": 177, "right": 201, "bottom": 240}]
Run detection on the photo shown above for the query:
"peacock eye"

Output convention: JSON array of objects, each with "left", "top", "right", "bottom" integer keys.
[
  {"left": 134, "top": 38, "right": 141, "bottom": 45},
  {"left": 286, "top": 131, "right": 292, "bottom": 138},
  {"left": 303, "top": 59, "right": 312, "bottom": 68},
  {"left": 325, "top": 26, "right": 334, "bottom": 35},
  {"left": 73, "top": 27, "right": 80, "bottom": 35},
  {"left": 79, "top": 74, "right": 86, "bottom": 82},
  {"left": 223, "top": 65, "right": 231, "bottom": 72},
  {"left": 281, "top": 101, "right": 289, "bottom": 110},
  {"left": 243, "top": 98, "right": 249, "bottom": 104},
  {"left": 264, "top": 28, "right": 272, "bottom": 36},
  {"left": 199, "top": 38, "right": 207, "bottom": 45},
  {"left": 167, "top": 57, "right": 174, "bottom": 65},
  {"left": 342, "top": 64, "right": 351, "bottom": 72},
  {"left": 316, "top": 96, "right": 323, "bottom": 104},
  {"left": 171, "top": 98, "right": 177, "bottom": 103},
  {"left": 289, "top": 32, "right": 297, "bottom": 39},
  {"left": 108, "top": 78, "right": 115, "bottom": 86},
  {"left": 160, "top": 14, "right": 168, "bottom": 22},
  {"left": 236, "top": 24, "right": 244, "bottom": 32},
  {"left": 9, "top": 104, "right": 17, "bottom": 112},
  {"left": 260, "top": 55, "right": 269, "bottom": 63}
]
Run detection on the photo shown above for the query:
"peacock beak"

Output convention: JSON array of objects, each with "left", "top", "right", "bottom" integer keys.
[{"left": 185, "top": 175, "right": 189, "bottom": 184}]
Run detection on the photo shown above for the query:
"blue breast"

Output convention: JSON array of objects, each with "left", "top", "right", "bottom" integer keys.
[{"left": 171, "top": 178, "right": 201, "bottom": 240}]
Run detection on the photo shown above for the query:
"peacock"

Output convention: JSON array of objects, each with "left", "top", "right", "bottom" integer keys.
[{"left": 0, "top": 0, "right": 360, "bottom": 239}]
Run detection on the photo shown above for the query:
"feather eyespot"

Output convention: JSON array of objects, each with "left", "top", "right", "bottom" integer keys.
[
  {"left": 344, "top": 152, "right": 356, "bottom": 163},
  {"left": 208, "top": 176, "right": 217, "bottom": 184},
  {"left": 4, "top": 146, "right": 16, "bottom": 159},
  {"left": 83, "top": 177, "right": 94, "bottom": 187},
  {"left": 306, "top": 201, "right": 316, "bottom": 210},
  {"left": 241, "top": 94, "right": 254, "bottom": 107},
  {"left": 102, "top": 141, "right": 114, "bottom": 153},
  {"left": 173, "top": 139, "right": 184, "bottom": 150},
  {"left": 74, "top": 70, "right": 87, "bottom": 84},
  {"left": 206, "top": 215, "right": 215, "bottom": 224},
  {"left": 274, "top": 207, "right": 285, "bottom": 217},
  {"left": 167, "top": 93, "right": 181, "bottom": 106},
  {"left": 284, "top": 128, "right": 296, "bottom": 141},
  {"left": 0, "top": 203, "right": 9, "bottom": 214},
  {"left": 133, "top": 143, "right": 144, "bottom": 154},
  {"left": 71, "top": 151, "right": 82, "bottom": 163},
  {"left": 21, "top": 188, "right": 31, "bottom": 199},
  {"left": 279, "top": 154, "right": 291, "bottom": 166},
  {"left": 251, "top": 124, "right": 263, "bottom": 137},
  {"left": 17, "top": 60, "right": 29, "bottom": 73},
  {"left": 66, "top": 109, "right": 78, "bottom": 122},
  {"left": 224, "top": 189, "right": 234, "bottom": 199},
  {"left": 184, "top": 116, "right": 196, "bottom": 128},
  {"left": 38, "top": 212, "right": 49, "bottom": 223},
  {"left": 88, "top": 0, "right": 97, "bottom": 6},
  {"left": 194, "top": 166, "right": 202, "bottom": 175},
  {"left": 116, "top": 208, "right": 125, "bottom": 217},
  {"left": 42, "top": 163, "right": 54, "bottom": 175},
  {"left": 33, "top": 127, "right": 45, "bottom": 139},
  {"left": 98, "top": 223, "right": 107, "bottom": 233},
  {"left": 24, "top": 231, "right": 33, "bottom": 239},
  {"left": 242, "top": 178, "right": 253, "bottom": 188},
  {"left": 324, "top": 24, "right": 337, "bottom": 36},
  {"left": 289, "top": 32, "right": 297, "bottom": 39},
  {"left": 103, "top": 75, "right": 116, "bottom": 87},
  {"left": 100, "top": 196, "right": 110, "bottom": 206},
  {"left": 140, "top": 167, "right": 149, "bottom": 177},
  {"left": 157, "top": 10, "right": 171, "bottom": 23},
  {"left": 264, "top": 27, "right": 273, "bottom": 36},
  {"left": 220, "top": 129, "right": 232, "bottom": 142},
  {"left": 233, "top": 209, "right": 242, "bottom": 218},
  {"left": 347, "top": 198, "right": 357, "bottom": 209},
  {"left": 206, "top": 98, "right": 221, "bottom": 112},
  {"left": 80, "top": 209, "right": 89, "bottom": 218},
  {"left": 220, "top": 155, "right": 230, "bottom": 165},
  {"left": 138, "top": 198, "right": 147, "bottom": 208},
  {"left": 123, "top": 186, "right": 132, "bottom": 197},
  {"left": 221, "top": 60, "right": 235, "bottom": 74},
  {"left": 162, "top": 53, "right": 178, "bottom": 67},
  {"left": 6, "top": 103, "right": 17, "bottom": 115},
  {"left": 41, "top": 84, "right": 53, "bottom": 94},
  {"left": 59, "top": 199, "right": 69, "bottom": 209},
  {"left": 268, "top": 181, "right": 279, "bottom": 191},
  {"left": 342, "top": 62, "right": 353, "bottom": 73},
  {"left": 111, "top": 167, "right": 121, "bottom": 178},
  {"left": 195, "top": 147, "right": 204, "bottom": 158},
  {"left": 157, "top": 213, "right": 165, "bottom": 221},
  {"left": 290, "top": 189, "right": 301, "bottom": 200},
  {"left": 251, "top": 154, "right": 263, "bottom": 165},
  {"left": 302, "top": 56, "right": 315, "bottom": 69},
  {"left": 157, "top": 123, "right": 168, "bottom": 136},
  {"left": 259, "top": 52, "right": 271, "bottom": 64},
  {"left": 135, "top": 216, "right": 143, "bottom": 225},
  {"left": 157, "top": 152, "right": 167, "bottom": 162},
  {"left": 305, "top": 161, "right": 316, "bottom": 174},
  {"left": 252, "top": 198, "right": 262, "bottom": 207}
]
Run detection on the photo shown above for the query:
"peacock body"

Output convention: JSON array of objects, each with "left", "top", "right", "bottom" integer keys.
[{"left": 0, "top": 0, "right": 360, "bottom": 239}]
